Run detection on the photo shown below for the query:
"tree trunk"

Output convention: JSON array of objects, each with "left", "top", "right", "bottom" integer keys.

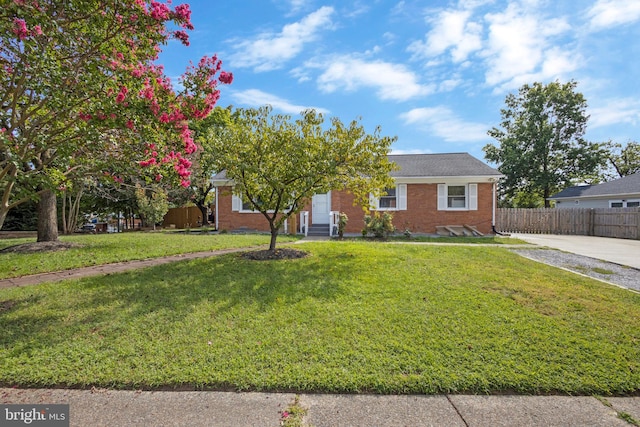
[
  {"left": 37, "top": 189, "right": 59, "bottom": 242},
  {"left": 196, "top": 202, "right": 209, "bottom": 227},
  {"left": 269, "top": 224, "right": 278, "bottom": 251},
  {"left": 0, "top": 207, "right": 8, "bottom": 231}
]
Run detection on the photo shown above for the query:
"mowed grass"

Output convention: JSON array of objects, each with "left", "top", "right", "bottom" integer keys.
[
  {"left": 0, "top": 232, "right": 299, "bottom": 279},
  {"left": 1, "top": 241, "right": 638, "bottom": 395}
]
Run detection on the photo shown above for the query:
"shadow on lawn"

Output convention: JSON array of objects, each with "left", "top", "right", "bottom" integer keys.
[{"left": 0, "top": 249, "right": 357, "bottom": 351}]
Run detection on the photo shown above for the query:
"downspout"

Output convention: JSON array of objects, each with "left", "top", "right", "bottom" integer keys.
[
  {"left": 214, "top": 186, "right": 219, "bottom": 231},
  {"left": 490, "top": 179, "right": 509, "bottom": 236}
]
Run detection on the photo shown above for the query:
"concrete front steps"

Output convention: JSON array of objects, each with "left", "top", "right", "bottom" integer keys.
[{"left": 307, "top": 224, "right": 331, "bottom": 236}]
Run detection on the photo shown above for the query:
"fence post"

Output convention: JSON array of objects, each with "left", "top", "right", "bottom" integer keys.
[{"left": 589, "top": 208, "right": 595, "bottom": 236}]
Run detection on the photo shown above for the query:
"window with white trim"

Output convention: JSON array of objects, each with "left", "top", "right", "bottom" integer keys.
[
  {"left": 379, "top": 187, "right": 397, "bottom": 209},
  {"left": 371, "top": 184, "right": 407, "bottom": 211},
  {"left": 232, "top": 194, "right": 261, "bottom": 212},
  {"left": 437, "top": 184, "right": 478, "bottom": 211},
  {"left": 609, "top": 199, "right": 640, "bottom": 208},
  {"left": 447, "top": 185, "right": 466, "bottom": 208}
]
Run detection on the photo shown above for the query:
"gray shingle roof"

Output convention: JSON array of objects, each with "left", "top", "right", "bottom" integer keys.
[
  {"left": 549, "top": 172, "right": 640, "bottom": 199},
  {"left": 212, "top": 153, "right": 500, "bottom": 181},
  {"left": 388, "top": 153, "right": 500, "bottom": 177}
]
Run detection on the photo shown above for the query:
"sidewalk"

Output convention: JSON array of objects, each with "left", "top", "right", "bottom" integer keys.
[{"left": 2, "top": 387, "right": 638, "bottom": 426}]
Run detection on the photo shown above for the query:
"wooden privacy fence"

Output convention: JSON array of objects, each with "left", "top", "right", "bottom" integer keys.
[{"left": 496, "top": 207, "right": 640, "bottom": 239}]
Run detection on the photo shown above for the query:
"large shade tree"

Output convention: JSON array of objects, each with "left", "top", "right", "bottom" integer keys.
[
  {"left": 606, "top": 141, "right": 640, "bottom": 178},
  {"left": 484, "top": 80, "right": 607, "bottom": 208},
  {"left": 1, "top": 0, "right": 232, "bottom": 241},
  {"left": 209, "top": 106, "right": 396, "bottom": 251}
]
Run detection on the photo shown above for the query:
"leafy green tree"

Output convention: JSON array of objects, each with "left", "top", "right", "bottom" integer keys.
[
  {"left": 210, "top": 106, "right": 396, "bottom": 251},
  {"left": 1, "top": 1, "right": 232, "bottom": 241},
  {"left": 135, "top": 185, "right": 169, "bottom": 230},
  {"left": 186, "top": 106, "right": 235, "bottom": 226},
  {"left": 484, "top": 80, "right": 607, "bottom": 208},
  {"left": 606, "top": 141, "right": 640, "bottom": 178}
]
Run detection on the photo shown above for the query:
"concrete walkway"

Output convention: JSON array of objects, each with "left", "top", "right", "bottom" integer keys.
[
  {"left": 2, "top": 238, "right": 640, "bottom": 426},
  {"left": 1, "top": 387, "right": 638, "bottom": 426},
  {"left": 511, "top": 233, "right": 640, "bottom": 269}
]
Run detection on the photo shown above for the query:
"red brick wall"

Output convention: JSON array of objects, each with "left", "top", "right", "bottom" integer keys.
[
  {"left": 216, "top": 183, "right": 496, "bottom": 235},
  {"left": 332, "top": 183, "right": 495, "bottom": 235},
  {"left": 216, "top": 186, "right": 305, "bottom": 232}
]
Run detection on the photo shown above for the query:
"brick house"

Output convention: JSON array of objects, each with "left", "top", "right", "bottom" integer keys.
[{"left": 212, "top": 153, "right": 503, "bottom": 236}]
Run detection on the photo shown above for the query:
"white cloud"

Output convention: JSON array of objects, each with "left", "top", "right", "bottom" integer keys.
[
  {"left": 313, "top": 55, "right": 434, "bottom": 101},
  {"left": 228, "top": 6, "right": 334, "bottom": 72},
  {"left": 230, "top": 89, "right": 330, "bottom": 115},
  {"left": 399, "top": 106, "right": 490, "bottom": 142},
  {"left": 483, "top": 3, "right": 576, "bottom": 91},
  {"left": 586, "top": 0, "right": 640, "bottom": 30},
  {"left": 588, "top": 98, "right": 640, "bottom": 129},
  {"left": 408, "top": 9, "right": 483, "bottom": 63}
]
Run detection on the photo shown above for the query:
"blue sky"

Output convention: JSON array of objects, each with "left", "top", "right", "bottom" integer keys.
[{"left": 159, "top": 0, "right": 640, "bottom": 162}]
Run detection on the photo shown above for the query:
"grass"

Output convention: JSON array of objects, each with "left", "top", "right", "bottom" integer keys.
[
  {"left": 1, "top": 240, "right": 638, "bottom": 395},
  {"left": 0, "top": 232, "right": 299, "bottom": 279}
]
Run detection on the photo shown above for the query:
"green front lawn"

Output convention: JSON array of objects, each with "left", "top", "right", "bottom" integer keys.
[
  {"left": 0, "top": 232, "right": 299, "bottom": 279},
  {"left": 1, "top": 241, "right": 638, "bottom": 395}
]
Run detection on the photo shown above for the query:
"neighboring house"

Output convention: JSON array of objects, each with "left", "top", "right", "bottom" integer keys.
[
  {"left": 212, "top": 153, "right": 503, "bottom": 236},
  {"left": 549, "top": 172, "right": 640, "bottom": 209}
]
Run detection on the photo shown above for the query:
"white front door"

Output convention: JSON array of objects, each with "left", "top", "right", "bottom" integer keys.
[{"left": 312, "top": 192, "right": 330, "bottom": 224}]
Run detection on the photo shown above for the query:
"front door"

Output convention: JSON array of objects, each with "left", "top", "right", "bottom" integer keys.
[{"left": 312, "top": 192, "right": 330, "bottom": 224}]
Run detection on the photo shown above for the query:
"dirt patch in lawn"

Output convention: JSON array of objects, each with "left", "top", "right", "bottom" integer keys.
[
  {"left": 241, "top": 248, "right": 309, "bottom": 261},
  {"left": 0, "top": 241, "right": 81, "bottom": 254}
]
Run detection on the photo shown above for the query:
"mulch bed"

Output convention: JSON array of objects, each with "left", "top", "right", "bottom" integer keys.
[
  {"left": 0, "top": 241, "right": 81, "bottom": 254},
  {"left": 240, "top": 248, "right": 309, "bottom": 261}
]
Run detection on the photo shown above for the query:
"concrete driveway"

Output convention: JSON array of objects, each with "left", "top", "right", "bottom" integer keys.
[{"left": 511, "top": 234, "right": 640, "bottom": 269}]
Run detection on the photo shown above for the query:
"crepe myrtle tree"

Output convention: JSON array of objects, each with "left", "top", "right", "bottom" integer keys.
[
  {"left": 0, "top": 0, "right": 232, "bottom": 242},
  {"left": 209, "top": 106, "right": 397, "bottom": 252}
]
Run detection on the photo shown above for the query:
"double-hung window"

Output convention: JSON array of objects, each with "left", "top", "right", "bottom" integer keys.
[
  {"left": 447, "top": 185, "right": 467, "bottom": 208},
  {"left": 371, "top": 184, "right": 407, "bottom": 211},
  {"left": 437, "top": 183, "right": 477, "bottom": 211},
  {"left": 379, "top": 187, "right": 397, "bottom": 209}
]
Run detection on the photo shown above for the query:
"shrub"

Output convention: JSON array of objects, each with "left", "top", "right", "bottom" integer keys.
[
  {"left": 337, "top": 212, "right": 348, "bottom": 238},
  {"left": 363, "top": 212, "right": 395, "bottom": 238}
]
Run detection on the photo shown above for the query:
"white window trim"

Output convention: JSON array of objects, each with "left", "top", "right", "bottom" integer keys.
[
  {"left": 437, "top": 183, "right": 478, "bottom": 211},
  {"left": 232, "top": 193, "right": 293, "bottom": 213},
  {"left": 370, "top": 184, "right": 407, "bottom": 211},
  {"left": 609, "top": 199, "right": 640, "bottom": 208},
  {"left": 232, "top": 194, "right": 265, "bottom": 213}
]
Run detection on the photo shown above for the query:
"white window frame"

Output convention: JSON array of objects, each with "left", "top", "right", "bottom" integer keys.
[
  {"left": 609, "top": 199, "right": 640, "bottom": 208},
  {"left": 437, "top": 183, "right": 478, "bottom": 211},
  {"left": 232, "top": 194, "right": 263, "bottom": 213},
  {"left": 370, "top": 184, "right": 407, "bottom": 211},
  {"left": 232, "top": 193, "right": 293, "bottom": 214}
]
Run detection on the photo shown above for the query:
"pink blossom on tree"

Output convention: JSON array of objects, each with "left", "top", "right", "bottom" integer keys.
[{"left": 0, "top": 0, "right": 233, "bottom": 236}]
